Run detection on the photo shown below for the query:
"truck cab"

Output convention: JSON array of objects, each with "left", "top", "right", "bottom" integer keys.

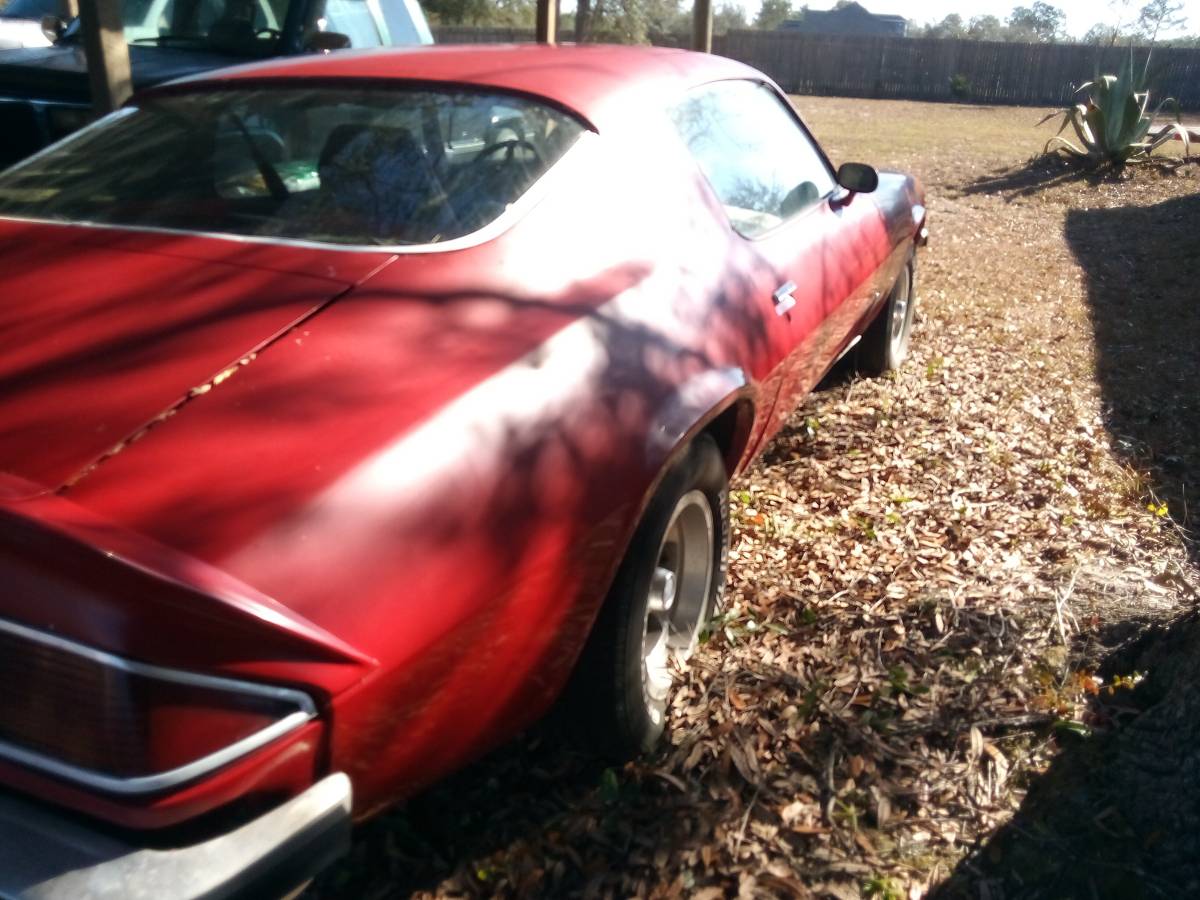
[{"left": 0, "top": 0, "right": 432, "bottom": 167}]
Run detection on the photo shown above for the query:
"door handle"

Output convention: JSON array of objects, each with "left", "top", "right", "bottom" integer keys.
[{"left": 773, "top": 281, "right": 797, "bottom": 316}]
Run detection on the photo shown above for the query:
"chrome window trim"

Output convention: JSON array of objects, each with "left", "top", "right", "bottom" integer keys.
[
  {"left": 0, "top": 106, "right": 596, "bottom": 255},
  {"left": 0, "top": 616, "right": 318, "bottom": 796}
]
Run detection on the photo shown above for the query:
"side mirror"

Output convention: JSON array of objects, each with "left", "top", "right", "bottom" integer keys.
[
  {"left": 305, "top": 30, "right": 351, "bottom": 52},
  {"left": 836, "top": 162, "right": 879, "bottom": 194},
  {"left": 41, "top": 14, "right": 67, "bottom": 42}
]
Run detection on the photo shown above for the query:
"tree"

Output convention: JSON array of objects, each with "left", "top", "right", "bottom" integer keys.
[
  {"left": 923, "top": 13, "right": 966, "bottom": 39},
  {"left": 1007, "top": 2, "right": 1066, "bottom": 42},
  {"left": 491, "top": 0, "right": 536, "bottom": 27},
  {"left": 1138, "top": 0, "right": 1188, "bottom": 42},
  {"left": 575, "top": 0, "right": 593, "bottom": 40},
  {"left": 421, "top": 0, "right": 488, "bottom": 25},
  {"left": 573, "top": 0, "right": 685, "bottom": 44},
  {"left": 423, "top": 0, "right": 534, "bottom": 26},
  {"left": 754, "top": 0, "right": 795, "bottom": 30},
  {"left": 967, "top": 14, "right": 1005, "bottom": 40},
  {"left": 713, "top": 2, "right": 747, "bottom": 34},
  {"left": 1106, "top": 0, "right": 1140, "bottom": 39},
  {"left": 1082, "top": 22, "right": 1126, "bottom": 44}
]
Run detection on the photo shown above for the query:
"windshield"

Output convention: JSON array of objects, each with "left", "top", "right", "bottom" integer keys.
[
  {"left": 0, "top": 86, "right": 586, "bottom": 247},
  {"left": 0, "top": 0, "right": 56, "bottom": 18},
  {"left": 121, "top": 0, "right": 423, "bottom": 53},
  {"left": 122, "top": 0, "right": 293, "bottom": 54}
]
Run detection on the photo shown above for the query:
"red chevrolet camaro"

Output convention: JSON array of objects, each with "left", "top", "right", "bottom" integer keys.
[{"left": 0, "top": 43, "right": 925, "bottom": 896}]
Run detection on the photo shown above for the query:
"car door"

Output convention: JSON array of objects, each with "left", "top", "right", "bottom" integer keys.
[{"left": 670, "top": 80, "right": 889, "bottom": 436}]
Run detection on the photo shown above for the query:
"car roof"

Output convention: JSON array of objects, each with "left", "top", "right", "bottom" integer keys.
[{"left": 153, "top": 43, "right": 769, "bottom": 130}]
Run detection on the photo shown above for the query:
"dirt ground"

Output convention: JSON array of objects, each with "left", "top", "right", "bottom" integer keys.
[{"left": 308, "top": 98, "right": 1200, "bottom": 899}]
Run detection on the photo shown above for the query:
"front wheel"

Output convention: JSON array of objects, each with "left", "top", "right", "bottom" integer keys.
[
  {"left": 570, "top": 435, "right": 729, "bottom": 758},
  {"left": 858, "top": 257, "right": 916, "bottom": 375}
]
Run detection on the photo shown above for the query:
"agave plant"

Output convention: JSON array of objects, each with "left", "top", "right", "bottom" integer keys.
[{"left": 1039, "top": 48, "right": 1191, "bottom": 166}]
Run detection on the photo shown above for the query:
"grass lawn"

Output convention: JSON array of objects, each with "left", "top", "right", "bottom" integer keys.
[{"left": 308, "top": 99, "right": 1200, "bottom": 899}]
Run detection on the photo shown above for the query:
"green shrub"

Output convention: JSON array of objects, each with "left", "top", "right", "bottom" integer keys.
[{"left": 1039, "top": 48, "right": 1190, "bottom": 167}]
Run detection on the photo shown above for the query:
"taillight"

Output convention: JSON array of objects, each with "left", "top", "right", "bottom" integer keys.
[{"left": 0, "top": 617, "right": 316, "bottom": 795}]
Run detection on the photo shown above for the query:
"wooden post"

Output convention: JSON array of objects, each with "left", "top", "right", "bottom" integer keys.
[
  {"left": 536, "top": 0, "right": 557, "bottom": 44},
  {"left": 77, "top": 0, "right": 132, "bottom": 114},
  {"left": 692, "top": 0, "right": 712, "bottom": 53}
]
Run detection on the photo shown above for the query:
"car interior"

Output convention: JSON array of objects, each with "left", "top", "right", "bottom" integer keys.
[{"left": 210, "top": 94, "right": 572, "bottom": 243}]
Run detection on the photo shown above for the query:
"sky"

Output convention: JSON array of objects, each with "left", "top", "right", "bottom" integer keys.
[{"left": 733, "top": 0, "right": 1200, "bottom": 38}]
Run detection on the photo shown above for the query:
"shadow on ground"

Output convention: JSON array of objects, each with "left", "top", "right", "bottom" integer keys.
[
  {"left": 960, "top": 155, "right": 1100, "bottom": 200},
  {"left": 1069, "top": 190, "right": 1200, "bottom": 535},
  {"left": 959, "top": 156, "right": 1191, "bottom": 201},
  {"left": 309, "top": 719, "right": 619, "bottom": 897},
  {"left": 935, "top": 187, "right": 1200, "bottom": 899}
]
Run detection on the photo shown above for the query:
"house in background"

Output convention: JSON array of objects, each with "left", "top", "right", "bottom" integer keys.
[{"left": 780, "top": 2, "right": 908, "bottom": 37}]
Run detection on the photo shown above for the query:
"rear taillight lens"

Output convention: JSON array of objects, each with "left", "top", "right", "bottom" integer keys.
[{"left": 0, "top": 618, "right": 315, "bottom": 795}]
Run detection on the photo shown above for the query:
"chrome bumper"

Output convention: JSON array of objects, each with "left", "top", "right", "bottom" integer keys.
[{"left": 0, "top": 774, "right": 351, "bottom": 900}]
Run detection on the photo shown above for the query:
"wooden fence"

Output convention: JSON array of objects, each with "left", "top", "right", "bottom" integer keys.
[
  {"left": 432, "top": 27, "right": 1200, "bottom": 111},
  {"left": 718, "top": 31, "right": 1200, "bottom": 110},
  {"left": 433, "top": 25, "right": 692, "bottom": 47},
  {"left": 433, "top": 26, "right": 537, "bottom": 43}
]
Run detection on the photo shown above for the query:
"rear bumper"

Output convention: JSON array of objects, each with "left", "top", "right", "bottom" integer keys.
[{"left": 0, "top": 773, "right": 351, "bottom": 900}]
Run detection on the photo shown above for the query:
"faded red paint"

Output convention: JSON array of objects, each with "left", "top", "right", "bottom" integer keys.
[{"left": 0, "top": 45, "right": 924, "bottom": 829}]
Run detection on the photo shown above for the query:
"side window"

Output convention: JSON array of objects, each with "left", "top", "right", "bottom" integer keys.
[
  {"left": 322, "top": 0, "right": 385, "bottom": 47},
  {"left": 670, "top": 80, "right": 836, "bottom": 238}
]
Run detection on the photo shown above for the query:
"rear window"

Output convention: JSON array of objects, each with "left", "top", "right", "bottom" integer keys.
[{"left": 0, "top": 86, "right": 586, "bottom": 246}]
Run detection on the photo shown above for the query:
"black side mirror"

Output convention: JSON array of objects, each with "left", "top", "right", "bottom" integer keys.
[
  {"left": 836, "top": 162, "right": 879, "bottom": 194},
  {"left": 41, "top": 14, "right": 67, "bottom": 42},
  {"left": 305, "top": 30, "right": 351, "bottom": 52}
]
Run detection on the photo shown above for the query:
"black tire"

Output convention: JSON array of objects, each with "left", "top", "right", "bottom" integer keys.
[
  {"left": 569, "top": 434, "right": 730, "bottom": 758},
  {"left": 858, "top": 257, "right": 916, "bottom": 375}
]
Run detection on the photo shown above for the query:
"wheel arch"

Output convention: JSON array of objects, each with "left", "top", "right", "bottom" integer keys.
[
  {"left": 699, "top": 395, "right": 757, "bottom": 478},
  {"left": 643, "top": 366, "right": 757, "bottom": 487},
  {"left": 581, "top": 368, "right": 757, "bottom": 629}
]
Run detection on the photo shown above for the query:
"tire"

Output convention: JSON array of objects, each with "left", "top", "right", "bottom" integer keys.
[
  {"left": 858, "top": 257, "right": 916, "bottom": 375},
  {"left": 569, "top": 434, "right": 730, "bottom": 758}
]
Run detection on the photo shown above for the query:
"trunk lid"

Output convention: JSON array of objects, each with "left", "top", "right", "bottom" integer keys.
[{"left": 0, "top": 218, "right": 392, "bottom": 498}]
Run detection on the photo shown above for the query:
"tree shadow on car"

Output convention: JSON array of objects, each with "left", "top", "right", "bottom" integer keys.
[
  {"left": 298, "top": 194, "right": 889, "bottom": 896},
  {"left": 931, "top": 181, "right": 1200, "bottom": 899}
]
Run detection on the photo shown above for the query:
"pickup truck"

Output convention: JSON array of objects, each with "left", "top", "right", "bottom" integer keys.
[{"left": 0, "top": 0, "right": 432, "bottom": 167}]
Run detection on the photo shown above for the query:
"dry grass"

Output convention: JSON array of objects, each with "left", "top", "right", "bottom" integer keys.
[{"left": 308, "top": 99, "right": 1200, "bottom": 899}]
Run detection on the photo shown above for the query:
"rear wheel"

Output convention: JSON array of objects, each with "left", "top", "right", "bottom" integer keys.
[
  {"left": 571, "top": 435, "right": 729, "bottom": 757},
  {"left": 858, "top": 258, "right": 916, "bottom": 375}
]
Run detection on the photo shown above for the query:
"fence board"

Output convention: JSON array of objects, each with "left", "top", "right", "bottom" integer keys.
[{"left": 431, "top": 28, "right": 1200, "bottom": 110}]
